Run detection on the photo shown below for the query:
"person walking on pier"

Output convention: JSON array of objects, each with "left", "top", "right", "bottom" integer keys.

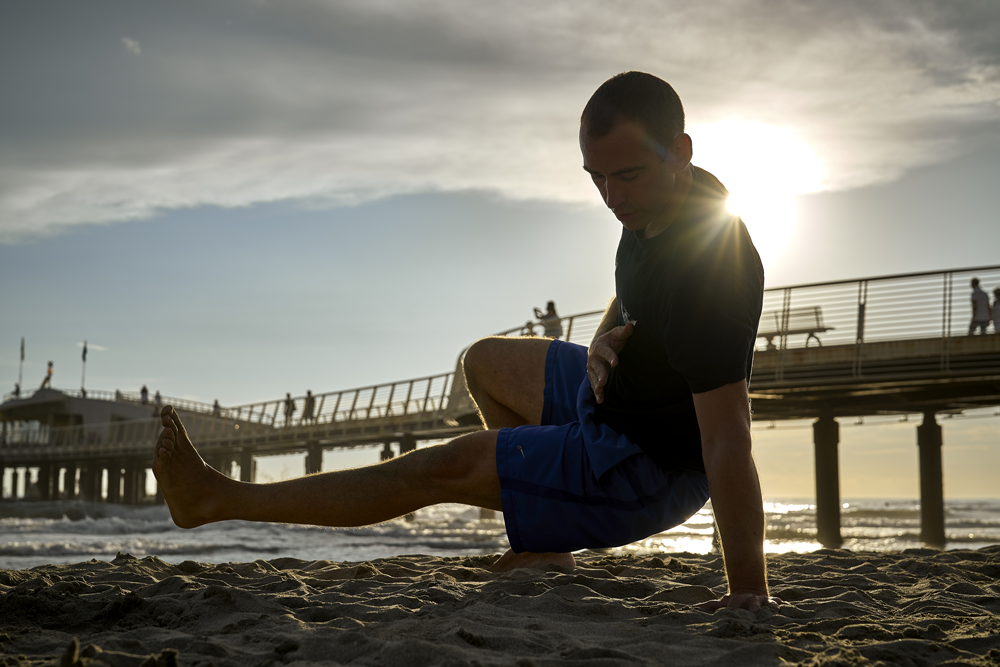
[
  {"left": 969, "top": 278, "right": 990, "bottom": 335},
  {"left": 283, "top": 393, "right": 296, "bottom": 425},
  {"left": 152, "top": 72, "right": 776, "bottom": 613},
  {"left": 303, "top": 390, "right": 316, "bottom": 423}
]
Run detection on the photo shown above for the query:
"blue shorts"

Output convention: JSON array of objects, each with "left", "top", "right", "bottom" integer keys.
[{"left": 496, "top": 340, "right": 710, "bottom": 554}]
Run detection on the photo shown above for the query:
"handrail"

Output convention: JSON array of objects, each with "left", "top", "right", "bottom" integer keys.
[{"left": 1, "top": 387, "right": 219, "bottom": 415}]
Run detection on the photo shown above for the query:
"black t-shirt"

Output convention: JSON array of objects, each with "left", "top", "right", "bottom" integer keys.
[{"left": 592, "top": 166, "right": 764, "bottom": 473}]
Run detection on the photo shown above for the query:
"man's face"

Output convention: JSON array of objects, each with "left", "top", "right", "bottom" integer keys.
[{"left": 581, "top": 121, "right": 678, "bottom": 234}]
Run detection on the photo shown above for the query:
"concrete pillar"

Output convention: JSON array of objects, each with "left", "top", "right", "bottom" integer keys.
[
  {"left": 917, "top": 411, "right": 946, "bottom": 547},
  {"left": 0, "top": 466, "right": 7, "bottom": 499},
  {"left": 123, "top": 461, "right": 138, "bottom": 505},
  {"left": 305, "top": 443, "right": 323, "bottom": 475},
  {"left": 398, "top": 434, "right": 417, "bottom": 456},
  {"left": 13, "top": 468, "right": 22, "bottom": 499},
  {"left": 380, "top": 442, "right": 395, "bottom": 461},
  {"left": 813, "top": 415, "right": 843, "bottom": 549},
  {"left": 68, "top": 465, "right": 80, "bottom": 499},
  {"left": 38, "top": 464, "right": 53, "bottom": 501},
  {"left": 107, "top": 463, "right": 122, "bottom": 503},
  {"left": 239, "top": 450, "right": 254, "bottom": 483}
]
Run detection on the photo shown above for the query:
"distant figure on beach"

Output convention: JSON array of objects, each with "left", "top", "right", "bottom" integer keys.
[
  {"left": 969, "top": 278, "right": 990, "bottom": 335},
  {"left": 152, "top": 72, "right": 776, "bottom": 613},
  {"left": 303, "top": 390, "right": 316, "bottom": 423},
  {"left": 283, "top": 393, "right": 296, "bottom": 425},
  {"left": 534, "top": 301, "right": 564, "bottom": 339},
  {"left": 212, "top": 399, "right": 221, "bottom": 418},
  {"left": 141, "top": 385, "right": 149, "bottom": 405},
  {"left": 39, "top": 362, "right": 53, "bottom": 390},
  {"left": 993, "top": 288, "right": 1000, "bottom": 334}
]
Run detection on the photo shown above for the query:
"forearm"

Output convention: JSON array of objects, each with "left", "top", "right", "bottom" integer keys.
[{"left": 703, "top": 438, "right": 768, "bottom": 595}]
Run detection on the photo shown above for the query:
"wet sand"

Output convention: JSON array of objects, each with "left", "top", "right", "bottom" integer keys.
[{"left": 2, "top": 548, "right": 999, "bottom": 666}]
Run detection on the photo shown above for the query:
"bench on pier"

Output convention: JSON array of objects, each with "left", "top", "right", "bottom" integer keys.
[{"left": 757, "top": 306, "right": 833, "bottom": 350}]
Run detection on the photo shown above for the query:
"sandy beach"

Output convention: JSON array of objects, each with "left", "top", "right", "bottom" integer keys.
[{"left": 1, "top": 548, "right": 998, "bottom": 666}]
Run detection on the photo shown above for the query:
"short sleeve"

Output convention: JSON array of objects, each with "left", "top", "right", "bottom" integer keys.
[{"left": 663, "top": 267, "right": 760, "bottom": 394}]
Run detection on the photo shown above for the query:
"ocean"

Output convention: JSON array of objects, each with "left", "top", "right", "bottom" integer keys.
[{"left": 2, "top": 498, "right": 999, "bottom": 571}]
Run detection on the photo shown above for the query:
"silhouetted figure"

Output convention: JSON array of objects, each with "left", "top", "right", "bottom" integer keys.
[
  {"left": 519, "top": 320, "right": 537, "bottom": 336},
  {"left": 141, "top": 385, "right": 149, "bottom": 405},
  {"left": 212, "top": 399, "right": 221, "bottom": 418},
  {"left": 969, "top": 278, "right": 990, "bottom": 335},
  {"left": 80, "top": 387, "right": 87, "bottom": 398},
  {"left": 534, "top": 301, "right": 563, "bottom": 339},
  {"left": 39, "top": 361, "right": 53, "bottom": 390},
  {"left": 303, "top": 390, "right": 316, "bottom": 423},
  {"left": 12, "top": 382, "right": 19, "bottom": 399},
  {"left": 993, "top": 288, "right": 1000, "bottom": 335},
  {"left": 154, "top": 391, "right": 162, "bottom": 409},
  {"left": 115, "top": 389, "right": 123, "bottom": 401},
  {"left": 284, "top": 393, "right": 296, "bottom": 425}
]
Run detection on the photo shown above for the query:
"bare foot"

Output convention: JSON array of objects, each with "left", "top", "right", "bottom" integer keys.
[
  {"left": 152, "top": 406, "right": 231, "bottom": 529},
  {"left": 489, "top": 549, "right": 576, "bottom": 572}
]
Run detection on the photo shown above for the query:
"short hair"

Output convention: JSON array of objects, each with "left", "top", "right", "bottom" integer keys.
[
  {"left": 972, "top": 278, "right": 980, "bottom": 287},
  {"left": 580, "top": 71, "right": 685, "bottom": 156}
]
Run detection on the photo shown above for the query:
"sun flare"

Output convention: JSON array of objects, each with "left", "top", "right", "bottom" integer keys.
[{"left": 689, "top": 122, "right": 822, "bottom": 269}]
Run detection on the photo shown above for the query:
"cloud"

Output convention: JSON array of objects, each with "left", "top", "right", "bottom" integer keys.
[
  {"left": 2, "top": 0, "right": 999, "bottom": 242},
  {"left": 121, "top": 37, "right": 141, "bottom": 55}
]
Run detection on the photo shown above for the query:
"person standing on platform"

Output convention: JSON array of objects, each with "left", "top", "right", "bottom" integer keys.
[
  {"left": 39, "top": 362, "right": 53, "bottom": 390},
  {"left": 992, "top": 287, "right": 1000, "bottom": 334},
  {"left": 303, "top": 390, "right": 316, "bottom": 423},
  {"left": 534, "top": 301, "right": 564, "bottom": 339},
  {"left": 969, "top": 278, "right": 990, "bottom": 335},
  {"left": 284, "top": 393, "right": 296, "bottom": 425}
]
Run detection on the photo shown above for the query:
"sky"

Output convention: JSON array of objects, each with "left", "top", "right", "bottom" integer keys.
[{"left": 2, "top": 0, "right": 999, "bottom": 497}]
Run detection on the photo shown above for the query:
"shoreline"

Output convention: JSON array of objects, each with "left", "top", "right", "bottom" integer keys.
[{"left": 2, "top": 548, "right": 999, "bottom": 666}]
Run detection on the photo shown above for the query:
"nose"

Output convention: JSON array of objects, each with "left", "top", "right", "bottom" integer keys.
[{"left": 603, "top": 179, "right": 625, "bottom": 210}]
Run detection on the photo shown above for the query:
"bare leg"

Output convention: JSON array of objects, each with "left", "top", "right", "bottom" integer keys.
[
  {"left": 462, "top": 336, "right": 551, "bottom": 428},
  {"left": 463, "top": 337, "right": 577, "bottom": 572},
  {"left": 152, "top": 406, "right": 501, "bottom": 529}
]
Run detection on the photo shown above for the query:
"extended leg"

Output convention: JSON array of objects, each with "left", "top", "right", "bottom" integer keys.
[{"left": 152, "top": 406, "right": 501, "bottom": 529}]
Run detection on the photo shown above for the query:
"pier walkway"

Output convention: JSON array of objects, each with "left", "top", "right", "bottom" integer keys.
[{"left": 3, "top": 265, "right": 999, "bottom": 549}]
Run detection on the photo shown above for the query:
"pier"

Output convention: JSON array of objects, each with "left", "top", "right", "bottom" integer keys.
[{"left": 2, "top": 265, "right": 999, "bottom": 548}]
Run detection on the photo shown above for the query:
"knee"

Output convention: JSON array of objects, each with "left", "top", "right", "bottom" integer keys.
[
  {"left": 418, "top": 437, "right": 493, "bottom": 488},
  {"left": 462, "top": 337, "right": 500, "bottom": 389}
]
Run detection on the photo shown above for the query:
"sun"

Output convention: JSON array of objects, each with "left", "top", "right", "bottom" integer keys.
[{"left": 688, "top": 121, "right": 822, "bottom": 269}]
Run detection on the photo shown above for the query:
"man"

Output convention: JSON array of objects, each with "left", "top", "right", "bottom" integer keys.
[
  {"left": 969, "top": 278, "right": 990, "bottom": 335},
  {"left": 152, "top": 71, "right": 775, "bottom": 612}
]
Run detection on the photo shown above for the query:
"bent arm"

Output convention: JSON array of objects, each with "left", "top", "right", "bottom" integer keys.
[{"left": 693, "top": 380, "right": 772, "bottom": 608}]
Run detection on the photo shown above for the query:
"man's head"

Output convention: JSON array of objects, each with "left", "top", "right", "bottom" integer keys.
[
  {"left": 580, "top": 72, "right": 693, "bottom": 236},
  {"left": 972, "top": 278, "right": 980, "bottom": 288},
  {"left": 580, "top": 71, "right": 685, "bottom": 157}
]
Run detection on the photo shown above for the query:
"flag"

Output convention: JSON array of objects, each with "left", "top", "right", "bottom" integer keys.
[
  {"left": 20, "top": 337, "right": 24, "bottom": 361},
  {"left": 82, "top": 340, "right": 87, "bottom": 362}
]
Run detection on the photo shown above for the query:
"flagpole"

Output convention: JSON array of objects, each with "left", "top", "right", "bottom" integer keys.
[{"left": 81, "top": 340, "right": 88, "bottom": 392}]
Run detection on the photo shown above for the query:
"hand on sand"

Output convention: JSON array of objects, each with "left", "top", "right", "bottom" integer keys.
[
  {"left": 152, "top": 405, "right": 227, "bottom": 529},
  {"left": 587, "top": 321, "right": 634, "bottom": 404},
  {"left": 695, "top": 593, "right": 782, "bottom": 613}
]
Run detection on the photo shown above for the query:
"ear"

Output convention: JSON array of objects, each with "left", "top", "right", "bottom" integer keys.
[{"left": 667, "top": 133, "right": 693, "bottom": 172}]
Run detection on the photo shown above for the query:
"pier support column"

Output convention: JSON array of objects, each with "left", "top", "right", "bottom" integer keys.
[
  {"left": 398, "top": 434, "right": 417, "bottom": 456},
  {"left": 38, "top": 464, "right": 53, "bottom": 501},
  {"left": 380, "top": 443, "right": 395, "bottom": 461},
  {"left": 917, "top": 411, "right": 946, "bottom": 547},
  {"left": 813, "top": 415, "right": 843, "bottom": 549},
  {"left": 122, "top": 461, "right": 139, "bottom": 505},
  {"left": 13, "top": 468, "right": 22, "bottom": 499},
  {"left": 239, "top": 451, "right": 254, "bottom": 483},
  {"left": 305, "top": 443, "right": 323, "bottom": 475},
  {"left": 108, "top": 464, "right": 122, "bottom": 503}
]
